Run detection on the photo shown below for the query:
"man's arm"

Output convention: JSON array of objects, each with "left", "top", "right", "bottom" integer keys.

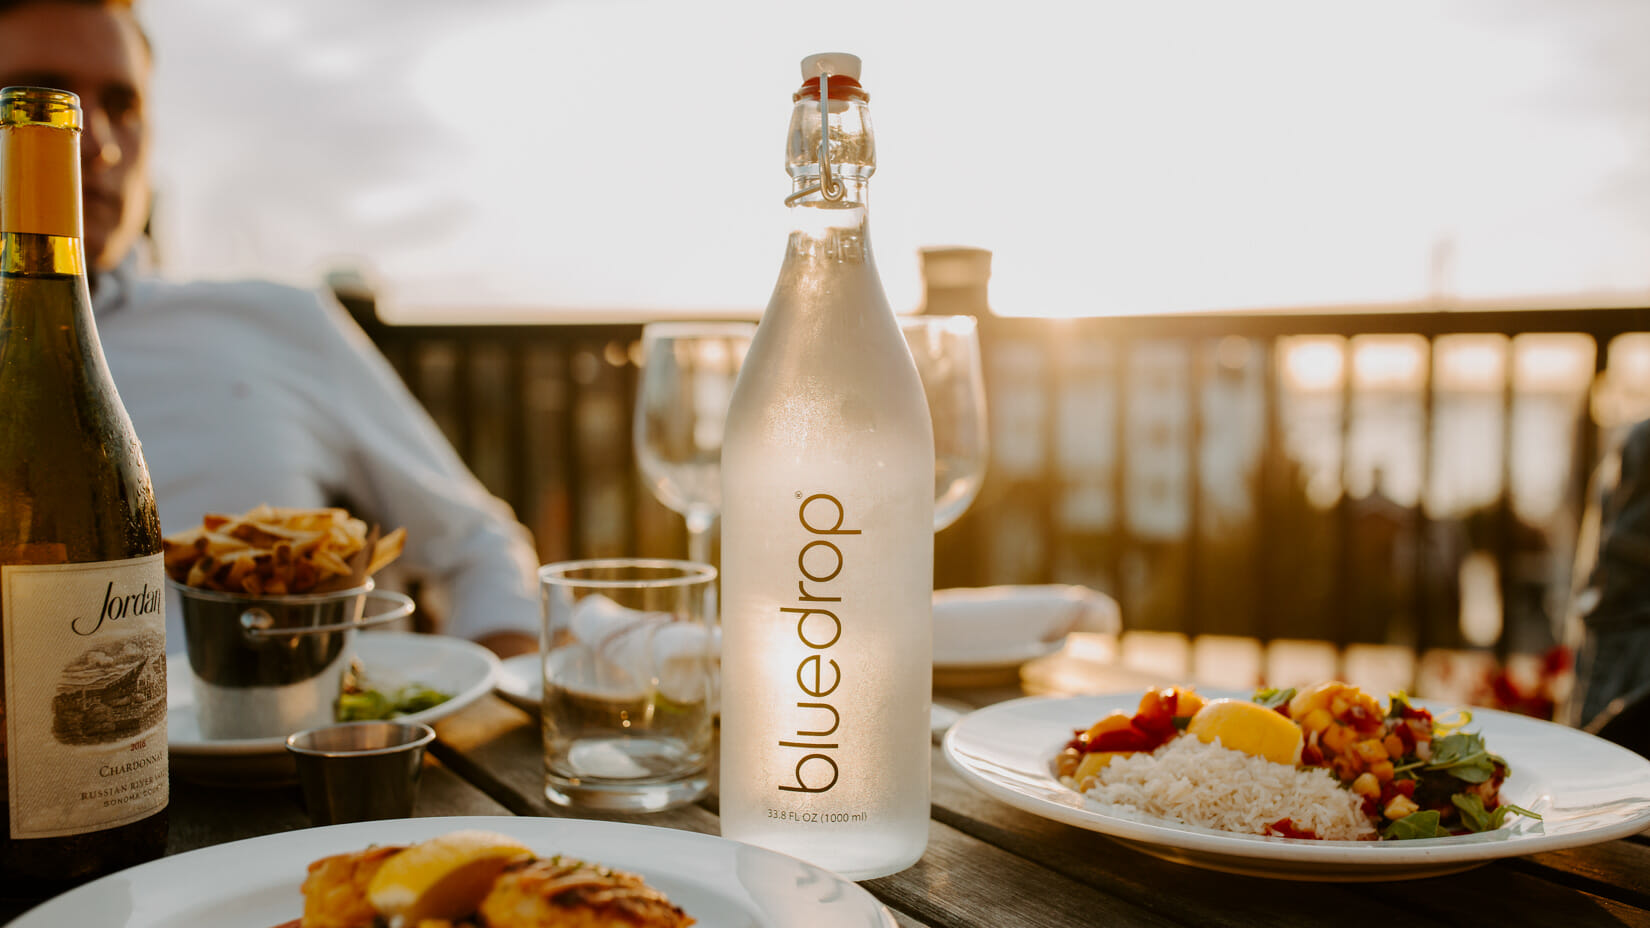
[{"left": 300, "top": 288, "right": 545, "bottom": 652}]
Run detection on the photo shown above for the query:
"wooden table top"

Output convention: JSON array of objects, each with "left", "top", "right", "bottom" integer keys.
[{"left": 6, "top": 680, "right": 1649, "bottom": 928}]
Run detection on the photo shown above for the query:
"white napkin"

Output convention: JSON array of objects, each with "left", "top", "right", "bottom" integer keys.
[
  {"left": 545, "top": 593, "right": 715, "bottom": 703},
  {"left": 932, "top": 584, "right": 1119, "bottom": 667}
]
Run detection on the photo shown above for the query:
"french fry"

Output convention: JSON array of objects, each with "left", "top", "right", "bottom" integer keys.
[
  {"left": 310, "top": 547, "right": 353, "bottom": 578},
  {"left": 163, "top": 504, "right": 404, "bottom": 595},
  {"left": 366, "top": 527, "right": 406, "bottom": 577},
  {"left": 185, "top": 556, "right": 214, "bottom": 588},
  {"left": 221, "top": 550, "right": 259, "bottom": 590}
]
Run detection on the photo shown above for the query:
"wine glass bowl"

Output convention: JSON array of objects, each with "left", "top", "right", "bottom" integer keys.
[
  {"left": 633, "top": 322, "right": 757, "bottom": 562},
  {"left": 900, "top": 315, "right": 989, "bottom": 532}
]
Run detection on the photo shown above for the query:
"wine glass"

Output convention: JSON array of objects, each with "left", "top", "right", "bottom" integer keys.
[
  {"left": 633, "top": 322, "right": 757, "bottom": 563},
  {"left": 900, "top": 315, "right": 989, "bottom": 531}
]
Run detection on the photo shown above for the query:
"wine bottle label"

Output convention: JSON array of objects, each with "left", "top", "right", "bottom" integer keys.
[{"left": 3, "top": 554, "right": 168, "bottom": 839}]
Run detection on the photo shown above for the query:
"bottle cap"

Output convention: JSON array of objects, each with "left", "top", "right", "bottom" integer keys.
[{"left": 800, "top": 53, "right": 861, "bottom": 81}]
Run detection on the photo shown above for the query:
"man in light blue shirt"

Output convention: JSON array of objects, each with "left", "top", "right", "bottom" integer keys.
[{"left": 0, "top": 0, "right": 542, "bottom": 657}]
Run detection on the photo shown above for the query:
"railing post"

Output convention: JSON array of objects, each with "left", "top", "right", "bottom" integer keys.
[{"left": 1411, "top": 336, "right": 1437, "bottom": 686}]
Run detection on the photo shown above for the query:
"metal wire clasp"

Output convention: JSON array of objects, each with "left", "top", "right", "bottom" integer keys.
[{"left": 785, "top": 71, "right": 847, "bottom": 207}]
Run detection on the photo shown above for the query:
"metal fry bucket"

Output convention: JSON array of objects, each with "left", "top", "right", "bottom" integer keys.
[{"left": 171, "top": 579, "right": 414, "bottom": 740}]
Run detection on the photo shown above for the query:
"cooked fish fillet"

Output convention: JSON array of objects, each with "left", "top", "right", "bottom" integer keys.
[
  {"left": 299, "top": 844, "right": 407, "bottom": 928},
  {"left": 477, "top": 856, "right": 695, "bottom": 928}
]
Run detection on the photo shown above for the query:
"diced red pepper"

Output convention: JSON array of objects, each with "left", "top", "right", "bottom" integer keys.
[
  {"left": 1267, "top": 818, "right": 1321, "bottom": 840},
  {"left": 1072, "top": 687, "right": 1199, "bottom": 757},
  {"left": 1396, "top": 702, "right": 1432, "bottom": 722},
  {"left": 1392, "top": 721, "right": 1416, "bottom": 752},
  {"left": 1089, "top": 723, "right": 1155, "bottom": 753},
  {"left": 1133, "top": 691, "right": 1178, "bottom": 737},
  {"left": 1345, "top": 702, "right": 1383, "bottom": 732}
]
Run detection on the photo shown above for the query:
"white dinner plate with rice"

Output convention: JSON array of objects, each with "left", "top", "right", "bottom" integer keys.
[{"left": 942, "top": 693, "right": 1650, "bottom": 881}]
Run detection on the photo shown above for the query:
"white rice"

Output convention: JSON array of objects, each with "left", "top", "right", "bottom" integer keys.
[{"left": 1072, "top": 735, "right": 1377, "bottom": 840}]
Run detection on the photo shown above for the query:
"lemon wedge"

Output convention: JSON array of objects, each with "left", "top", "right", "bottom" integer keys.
[
  {"left": 1185, "top": 698, "right": 1304, "bottom": 766},
  {"left": 365, "top": 830, "right": 532, "bottom": 926}
]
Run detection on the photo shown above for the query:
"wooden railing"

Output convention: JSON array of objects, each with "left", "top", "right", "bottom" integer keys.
[{"left": 341, "top": 292, "right": 1650, "bottom": 682}]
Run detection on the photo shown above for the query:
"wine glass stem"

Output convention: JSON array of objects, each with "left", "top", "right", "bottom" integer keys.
[{"left": 686, "top": 510, "right": 716, "bottom": 565}]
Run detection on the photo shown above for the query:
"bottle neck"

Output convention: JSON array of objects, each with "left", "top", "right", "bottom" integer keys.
[
  {"left": 787, "top": 176, "right": 871, "bottom": 211},
  {"left": 1, "top": 119, "right": 87, "bottom": 278},
  {"left": 2, "top": 233, "right": 86, "bottom": 277},
  {"left": 783, "top": 89, "right": 875, "bottom": 262},
  {"left": 767, "top": 75, "right": 887, "bottom": 307},
  {"left": 782, "top": 198, "right": 874, "bottom": 268},
  {"left": 785, "top": 88, "right": 875, "bottom": 210}
]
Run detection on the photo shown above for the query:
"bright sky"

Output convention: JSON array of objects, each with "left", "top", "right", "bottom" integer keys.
[{"left": 141, "top": 0, "right": 1650, "bottom": 322}]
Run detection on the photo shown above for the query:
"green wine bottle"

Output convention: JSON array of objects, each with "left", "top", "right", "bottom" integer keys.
[{"left": 0, "top": 86, "right": 167, "bottom": 887}]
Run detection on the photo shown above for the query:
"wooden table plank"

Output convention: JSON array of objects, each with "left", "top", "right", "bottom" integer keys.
[
  {"left": 1356, "top": 864, "right": 1650, "bottom": 928},
  {"left": 165, "top": 780, "right": 308, "bottom": 855},
  {"left": 864, "top": 819, "right": 1183, "bottom": 928},
  {"left": 430, "top": 696, "right": 722, "bottom": 833},
  {"left": 1509, "top": 842, "right": 1650, "bottom": 910},
  {"left": 166, "top": 758, "right": 508, "bottom": 855},
  {"left": 409, "top": 760, "right": 515, "bottom": 818}
]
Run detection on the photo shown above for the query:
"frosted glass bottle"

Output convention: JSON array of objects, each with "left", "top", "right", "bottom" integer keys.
[{"left": 719, "top": 53, "right": 935, "bottom": 880}]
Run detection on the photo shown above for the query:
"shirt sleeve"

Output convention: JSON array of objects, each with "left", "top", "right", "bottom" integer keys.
[{"left": 296, "top": 288, "right": 543, "bottom": 641}]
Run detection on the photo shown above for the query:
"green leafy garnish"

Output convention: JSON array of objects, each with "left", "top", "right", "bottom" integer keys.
[
  {"left": 335, "top": 683, "right": 452, "bottom": 721},
  {"left": 1451, "top": 793, "right": 1541, "bottom": 832},
  {"left": 391, "top": 686, "right": 452, "bottom": 714},
  {"left": 336, "top": 689, "right": 394, "bottom": 722},
  {"left": 1171, "top": 715, "right": 1193, "bottom": 731},
  {"left": 1425, "top": 732, "right": 1505, "bottom": 784},
  {"left": 1252, "top": 687, "right": 1296, "bottom": 710},
  {"left": 1382, "top": 810, "right": 1443, "bottom": 840}
]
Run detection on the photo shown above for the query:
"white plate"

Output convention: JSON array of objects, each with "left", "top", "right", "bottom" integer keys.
[
  {"left": 942, "top": 693, "right": 1650, "bottom": 881},
  {"left": 931, "top": 585, "right": 1118, "bottom": 671},
  {"left": 495, "top": 651, "right": 541, "bottom": 711},
  {"left": 167, "top": 632, "right": 500, "bottom": 784},
  {"left": 9, "top": 815, "right": 897, "bottom": 927},
  {"left": 934, "top": 636, "right": 1064, "bottom": 671}
]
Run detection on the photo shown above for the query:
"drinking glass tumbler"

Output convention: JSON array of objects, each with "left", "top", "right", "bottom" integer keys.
[{"left": 538, "top": 559, "right": 716, "bottom": 812}]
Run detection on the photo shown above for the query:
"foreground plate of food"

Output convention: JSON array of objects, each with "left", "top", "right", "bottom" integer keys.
[
  {"left": 167, "top": 632, "right": 499, "bottom": 784},
  {"left": 942, "top": 690, "right": 1650, "bottom": 880},
  {"left": 9, "top": 816, "right": 896, "bottom": 927}
]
